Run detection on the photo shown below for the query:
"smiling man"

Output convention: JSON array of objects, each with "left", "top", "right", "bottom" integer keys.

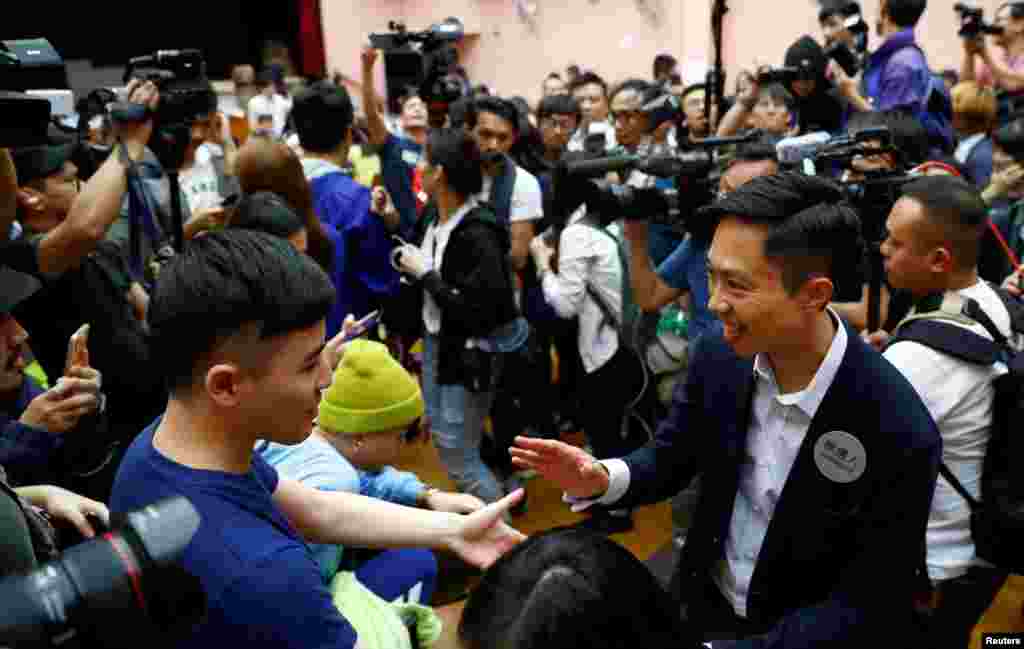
[{"left": 513, "top": 172, "right": 941, "bottom": 648}]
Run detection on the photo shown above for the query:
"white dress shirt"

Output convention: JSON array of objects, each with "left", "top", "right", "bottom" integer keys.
[
  {"left": 883, "top": 281, "right": 1010, "bottom": 581},
  {"left": 583, "top": 308, "right": 848, "bottom": 618},
  {"left": 540, "top": 210, "right": 622, "bottom": 373},
  {"left": 420, "top": 198, "right": 479, "bottom": 335}
]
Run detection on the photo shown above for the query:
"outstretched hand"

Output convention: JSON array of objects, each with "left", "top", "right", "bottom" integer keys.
[
  {"left": 445, "top": 489, "right": 526, "bottom": 569},
  {"left": 510, "top": 436, "right": 609, "bottom": 500}
]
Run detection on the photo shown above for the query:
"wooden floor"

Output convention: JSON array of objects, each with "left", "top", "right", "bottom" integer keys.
[{"left": 392, "top": 428, "right": 1024, "bottom": 649}]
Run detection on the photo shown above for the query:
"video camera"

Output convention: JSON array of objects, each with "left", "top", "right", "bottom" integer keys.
[
  {"left": 111, "top": 49, "right": 216, "bottom": 172},
  {"left": 955, "top": 3, "right": 1005, "bottom": 39},
  {"left": 370, "top": 18, "right": 465, "bottom": 117},
  {"left": 0, "top": 496, "right": 205, "bottom": 649},
  {"left": 756, "top": 65, "right": 815, "bottom": 87},
  {"left": 550, "top": 130, "right": 765, "bottom": 232},
  {"left": 0, "top": 38, "right": 69, "bottom": 148}
]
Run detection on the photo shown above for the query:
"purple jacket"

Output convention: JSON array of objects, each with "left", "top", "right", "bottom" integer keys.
[{"left": 863, "top": 29, "right": 930, "bottom": 112}]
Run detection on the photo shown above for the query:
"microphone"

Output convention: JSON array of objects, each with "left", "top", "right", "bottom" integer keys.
[
  {"left": 637, "top": 152, "right": 712, "bottom": 178},
  {"left": 775, "top": 132, "right": 832, "bottom": 165}
]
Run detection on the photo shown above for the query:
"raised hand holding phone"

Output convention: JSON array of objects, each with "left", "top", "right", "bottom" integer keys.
[{"left": 65, "top": 324, "right": 90, "bottom": 376}]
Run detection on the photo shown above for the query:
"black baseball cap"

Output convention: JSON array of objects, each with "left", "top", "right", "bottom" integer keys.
[{"left": 11, "top": 125, "right": 76, "bottom": 185}]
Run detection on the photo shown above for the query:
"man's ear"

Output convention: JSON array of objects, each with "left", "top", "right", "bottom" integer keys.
[
  {"left": 930, "top": 246, "right": 954, "bottom": 274},
  {"left": 16, "top": 187, "right": 46, "bottom": 213},
  {"left": 801, "top": 275, "right": 834, "bottom": 313},
  {"left": 205, "top": 363, "right": 245, "bottom": 408}
]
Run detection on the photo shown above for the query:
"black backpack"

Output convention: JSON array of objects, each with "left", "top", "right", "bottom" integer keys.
[{"left": 888, "top": 289, "right": 1024, "bottom": 574}]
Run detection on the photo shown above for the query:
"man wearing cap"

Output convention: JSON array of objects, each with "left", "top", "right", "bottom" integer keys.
[
  {"left": 1, "top": 80, "right": 167, "bottom": 498},
  {"left": 0, "top": 264, "right": 105, "bottom": 488}
]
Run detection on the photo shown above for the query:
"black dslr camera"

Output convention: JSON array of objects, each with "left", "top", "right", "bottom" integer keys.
[
  {"left": 955, "top": 3, "right": 1005, "bottom": 39},
  {"left": 370, "top": 18, "right": 465, "bottom": 120},
  {"left": 0, "top": 497, "right": 205, "bottom": 649},
  {"left": 0, "top": 38, "right": 68, "bottom": 148},
  {"left": 822, "top": 5, "right": 869, "bottom": 77},
  {"left": 756, "top": 64, "right": 817, "bottom": 86},
  {"left": 111, "top": 49, "right": 216, "bottom": 172}
]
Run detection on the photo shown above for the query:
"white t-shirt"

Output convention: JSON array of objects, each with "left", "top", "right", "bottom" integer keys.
[
  {"left": 883, "top": 281, "right": 1012, "bottom": 582},
  {"left": 179, "top": 154, "right": 222, "bottom": 213},
  {"left": 479, "top": 165, "right": 543, "bottom": 224},
  {"left": 248, "top": 93, "right": 292, "bottom": 139},
  {"left": 420, "top": 198, "right": 479, "bottom": 335}
]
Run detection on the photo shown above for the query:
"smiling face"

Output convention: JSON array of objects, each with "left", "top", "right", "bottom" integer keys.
[{"left": 707, "top": 217, "right": 813, "bottom": 358}]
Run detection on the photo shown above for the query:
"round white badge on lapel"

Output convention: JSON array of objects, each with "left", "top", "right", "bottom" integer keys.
[{"left": 814, "top": 431, "right": 867, "bottom": 483}]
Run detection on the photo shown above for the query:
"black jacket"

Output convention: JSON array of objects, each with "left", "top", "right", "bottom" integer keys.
[
  {"left": 785, "top": 35, "right": 846, "bottom": 134},
  {"left": 418, "top": 204, "right": 519, "bottom": 386},
  {"left": 618, "top": 319, "right": 941, "bottom": 648}
]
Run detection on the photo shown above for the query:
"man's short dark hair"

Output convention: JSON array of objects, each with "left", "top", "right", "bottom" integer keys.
[
  {"left": 427, "top": 128, "right": 484, "bottom": 198},
  {"left": 901, "top": 175, "right": 987, "bottom": 270},
  {"left": 819, "top": 0, "right": 861, "bottom": 23},
  {"left": 761, "top": 83, "right": 796, "bottom": 113},
  {"left": 291, "top": 81, "right": 354, "bottom": 154},
  {"left": 469, "top": 96, "right": 520, "bottom": 133},
  {"left": 148, "top": 230, "right": 335, "bottom": 393},
  {"left": 567, "top": 71, "right": 608, "bottom": 98},
  {"left": 885, "top": 0, "right": 927, "bottom": 28},
  {"left": 701, "top": 172, "right": 865, "bottom": 294},
  {"left": 653, "top": 53, "right": 678, "bottom": 79},
  {"left": 609, "top": 79, "right": 661, "bottom": 106},
  {"left": 459, "top": 527, "right": 687, "bottom": 649},
  {"left": 847, "top": 109, "right": 930, "bottom": 167},
  {"left": 537, "top": 94, "right": 582, "bottom": 124}
]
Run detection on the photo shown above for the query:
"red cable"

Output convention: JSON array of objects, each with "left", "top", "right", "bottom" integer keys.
[{"left": 987, "top": 217, "right": 1021, "bottom": 270}]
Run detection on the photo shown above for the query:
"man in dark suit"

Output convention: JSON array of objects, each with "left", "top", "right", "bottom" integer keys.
[{"left": 512, "top": 172, "right": 942, "bottom": 648}]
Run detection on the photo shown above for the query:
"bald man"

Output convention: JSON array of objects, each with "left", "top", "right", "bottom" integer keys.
[{"left": 623, "top": 149, "right": 781, "bottom": 345}]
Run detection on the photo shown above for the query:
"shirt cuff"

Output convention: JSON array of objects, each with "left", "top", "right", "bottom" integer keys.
[{"left": 561, "top": 458, "right": 631, "bottom": 511}]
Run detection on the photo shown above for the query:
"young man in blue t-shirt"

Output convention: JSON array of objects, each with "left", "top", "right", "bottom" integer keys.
[{"left": 109, "top": 230, "right": 524, "bottom": 649}]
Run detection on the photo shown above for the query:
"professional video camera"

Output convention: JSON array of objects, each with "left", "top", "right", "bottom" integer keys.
[
  {"left": 550, "top": 130, "right": 764, "bottom": 233},
  {"left": 370, "top": 18, "right": 465, "bottom": 119},
  {"left": 112, "top": 49, "right": 216, "bottom": 172},
  {"left": 756, "top": 65, "right": 815, "bottom": 87},
  {"left": 0, "top": 496, "right": 205, "bottom": 649},
  {"left": 0, "top": 38, "right": 69, "bottom": 148},
  {"left": 809, "top": 126, "right": 915, "bottom": 329},
  {"left": 955, "top": 3, "right": 1005, "bottom": 39}
]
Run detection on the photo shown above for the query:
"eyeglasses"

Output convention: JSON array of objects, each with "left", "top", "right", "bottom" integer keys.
[{"left": 541, "top": 117, "right": 577, "bottom": 132}]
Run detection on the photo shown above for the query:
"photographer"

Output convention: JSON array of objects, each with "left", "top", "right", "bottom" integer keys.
[
  {"left": 829, "top": 0, "right": 954, "bottom": 153},
  {"left": 782, "top": 35, "right": 846, "bottom": 135},
  {"left": 717, "top": 76, "right": 797, "bottom": 139},
  {"left": 819, "top": 0, "right": 862, "bottom": 51},
  {"left": 248, "top": 65, "right": 292, "bottom": 139},
  {"left": 960, "top": 2, "right": 1024, "bottom": 105},
  {"left": 877, "top": 176, "right": 1010, "bottom": 649}
]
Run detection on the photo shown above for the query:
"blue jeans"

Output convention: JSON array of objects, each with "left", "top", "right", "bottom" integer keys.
[{"left": 422, "top": 334, "right": 504, "bottom": 504}]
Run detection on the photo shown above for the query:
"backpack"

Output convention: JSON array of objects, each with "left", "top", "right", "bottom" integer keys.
[{"left": 888, "top": 289, "right": 1024, "bottom": 574}]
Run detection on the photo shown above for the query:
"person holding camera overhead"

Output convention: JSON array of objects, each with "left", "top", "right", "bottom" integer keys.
[
  {"left": 960, "top": 2, "right": 1024, "bottom": 113},
  {"left": 391, "top": 129, "right": 524, "bottom": 507}
]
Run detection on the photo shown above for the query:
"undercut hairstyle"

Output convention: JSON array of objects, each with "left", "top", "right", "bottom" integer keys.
[
  {"left": 700, "top": 172, "right": 865, "bottom": 294},
  {"left": 291, "top": 81, "right": 354, "bottom": 154},
  {"left": 148, "top": 230, "right": 335, "bottom": 394},
  {"left": 537, "top": 94, "right": 582, "bottom": 124},
  {"left": 901, "top": 176, "right": 988, "bottom": 270},
  {"left": 459, "top": 527, "right": 688, "bottom": 649},
  {"left": 228, "top": 191, "right": 305, "bottom": 239},
  {"left": 885, "top": 0, "right": 927, "bottom": 28},
  {"left": 847, "top": 109, "right": 930, "bottom": 167},
  {"left": 567, "top": 71, "right": 609, "bottom": 98},
  {"left": 469, "top": 96, "right": 520, "bottom": 133},
  {"left": 427, "top": 128, "right": 484, "bottom": 198}
]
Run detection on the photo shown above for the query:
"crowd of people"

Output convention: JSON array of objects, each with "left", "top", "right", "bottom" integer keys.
[{"left": 3, "top": 0, "right": 1024, "bottom": 647}]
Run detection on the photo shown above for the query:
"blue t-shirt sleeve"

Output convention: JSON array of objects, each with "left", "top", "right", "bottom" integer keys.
[
  {"left": 656, "top": 238, "right": 695, "bottom": 292},
  {"left": 359, "top": 466, "right": 425, "bottom": 507},
  {"left": 380, "top": 134, "right": 420, "bottom": 240},
  {"left": 220, "top": 545, "right": 358, "bottom": 648}
]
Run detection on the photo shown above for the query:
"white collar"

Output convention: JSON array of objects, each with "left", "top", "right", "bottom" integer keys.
[
  {"left": 753, "top": 308, "right": 848, "bottom": 419},
  {"left": 433, "top": 197, "right": 479, "bottom": 232},
  {"left": 955, "top": 133, "right": 986, "bottom": 165}
]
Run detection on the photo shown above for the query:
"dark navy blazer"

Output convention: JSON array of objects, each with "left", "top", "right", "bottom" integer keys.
[{"left": 617, "top": 318, "right": 942, "bottom": 648}]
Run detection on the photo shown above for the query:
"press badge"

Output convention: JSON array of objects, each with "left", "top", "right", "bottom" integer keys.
[{"left": 814, "top": 431, "right": 867, "bottom": 483}]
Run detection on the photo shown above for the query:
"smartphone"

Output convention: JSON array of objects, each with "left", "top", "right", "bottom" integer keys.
[
  {"left": 66, "top": 324, "right": 90, "bottom": 375},
  {"left": 342, "top": 310, "right": 381, "bottom": 343}
]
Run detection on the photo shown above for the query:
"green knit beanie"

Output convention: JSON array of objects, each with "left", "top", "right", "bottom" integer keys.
[{"left": 318, "top": 339, "right": 424, "bottom": 435}]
